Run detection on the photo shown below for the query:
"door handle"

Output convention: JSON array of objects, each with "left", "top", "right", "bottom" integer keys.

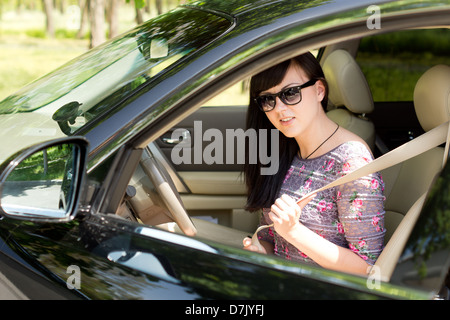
[{"left": 161, "top": 129, "right": 191, "bottom": 145}]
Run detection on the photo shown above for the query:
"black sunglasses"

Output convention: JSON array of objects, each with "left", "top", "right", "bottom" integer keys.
[{"left": 254, "top": 79, "right": 317, "bottom": 112}]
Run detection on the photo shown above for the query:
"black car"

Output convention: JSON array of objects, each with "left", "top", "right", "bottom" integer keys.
[{"left": 0, "top": 0, "right": 449, "bottom": 300}]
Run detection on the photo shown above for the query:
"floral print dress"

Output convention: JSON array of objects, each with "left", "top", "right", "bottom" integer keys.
[{"left": 258, "top": 141, "right": 386, "bottom": 266}]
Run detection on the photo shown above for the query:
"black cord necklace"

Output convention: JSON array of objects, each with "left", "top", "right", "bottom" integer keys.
[{"left": 304, "top": 124, "right": 340, "bottom": 159}]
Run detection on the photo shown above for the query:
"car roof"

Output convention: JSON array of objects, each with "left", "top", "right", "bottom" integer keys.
[{"left": 186, "top": 0, "right": 393, "bottom": 17}]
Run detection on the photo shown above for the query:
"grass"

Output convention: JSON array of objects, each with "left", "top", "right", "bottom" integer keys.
[
  {"left": 0, "top": 35, "right": 88, "bottom": 99},
  {"left": 0, "top": 9, "right": 86, "bottom": 99},
  {"left": 357, "top": 52, "right": 450, "bottom": 101},
  {"left": 0, "top": 5, "right": 158, "bottom": 100},
  {"left": 357, "top": 29, "right": 450, "bottom": 101}
]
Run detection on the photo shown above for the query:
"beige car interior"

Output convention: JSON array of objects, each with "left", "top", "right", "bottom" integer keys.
[
  {"left": 122, "top": 39, "right": 450, "bottom": 281},
  {"left": 322, "top": 49, "right": 376, "bottom": 151},
  {"left": 380, "top": 64, "right": 450, "bottom": 243},
  {"left": 375, "top": 64, "right": 450, "bottom": 281},
  {"left": 319, "top": 58, "right": 450, "bottom": 280}
]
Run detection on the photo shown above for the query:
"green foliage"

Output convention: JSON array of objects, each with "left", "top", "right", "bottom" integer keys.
[
  {"left": 54, "top": 28, "right": 81, "bottom": 39},
  {"left": 131, "top": 0, "right": 146, "bottom": 9},
  {"left": 357, "top": 29, "right": 450, "bottom": 102},
  {"left": 8, "top": 144, "right": 72, "bottom": 181},
  {"left": 359, "top": 29, "right": 450, "bottom": 56},
  {"left": 25, "top": 28, "right": 46, "bottom": 38}
]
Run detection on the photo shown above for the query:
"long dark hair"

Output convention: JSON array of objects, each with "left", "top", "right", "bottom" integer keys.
[{"left": 244, "top": 52, "right": 328, "bottom": 212}]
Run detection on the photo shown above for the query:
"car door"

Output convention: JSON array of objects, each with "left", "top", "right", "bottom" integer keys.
[
  {"left": 0, "top": 131, "right": 441, "bottom": 300},
  {"left": 0, "top": 143, "right": 390, "bottom": 300}
]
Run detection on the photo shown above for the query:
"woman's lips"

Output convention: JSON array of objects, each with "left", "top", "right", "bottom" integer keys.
[{"left": 280, "top": 116, "right": 295, "bottom": 125}]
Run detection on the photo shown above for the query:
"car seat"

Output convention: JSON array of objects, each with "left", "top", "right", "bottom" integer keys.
[
  {"left": 381, "top": 64, "right": 450, "bottom": 243},
  {"left": 322, "top": 49, "right": 376, "bottom": 151},
  {"left": 372, "top": 65, "right": 450, "bottom": 282}
]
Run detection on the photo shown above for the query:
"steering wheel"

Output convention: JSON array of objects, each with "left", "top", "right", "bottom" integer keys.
[{"left": 139, "top": 144, "right": 197, "bottom": 236}]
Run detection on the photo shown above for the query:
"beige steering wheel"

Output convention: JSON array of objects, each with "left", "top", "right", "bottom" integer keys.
[{"left": 140, "top": 146, "right": 197, "bottom": 236}]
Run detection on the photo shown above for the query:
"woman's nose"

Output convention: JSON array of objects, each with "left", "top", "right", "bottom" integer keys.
[{"left": 274, "top": 97, "right": 288, "bottom": 111}]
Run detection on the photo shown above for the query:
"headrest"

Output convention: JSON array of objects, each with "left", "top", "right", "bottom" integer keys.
[
  {"left": 414, "top": 64, "right": 450, "bottom": 132},
  {"left": 322, "top": 49, "right": 374, "bottom": 114}
]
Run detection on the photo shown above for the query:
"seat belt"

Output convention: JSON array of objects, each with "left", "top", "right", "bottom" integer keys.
[
  {"left": 374, "top": 120, "right": 450, "bottom": 281},
  {"left": 251, "top": 121, "right": 450, "bottom": 258},
  {"left": 443, "top": 120, "right": 450, "bottom": 168},
  {"left": 372, "top": 192, "right": 426, "bottom": 281},
  {"left": 300, "top": 120, "right": 449, "bottom": 201}
]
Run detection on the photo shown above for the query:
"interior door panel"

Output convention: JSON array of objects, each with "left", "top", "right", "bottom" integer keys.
[
  {"left": 156, "top": 106, "right": 257, "bottom": 232},
  {"left": 157, "top": 106, "right": 248, "bottom": 172}
]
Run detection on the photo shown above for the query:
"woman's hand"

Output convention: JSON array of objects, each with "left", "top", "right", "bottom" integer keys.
[
  {"left": 268, "top": 193, "right": 316, "bottom": 241},
  {"left": 242, "top": 193, "right": 315, "bottom": 255},
  {"left": 242, "top": 237, "right": 267, "bottom": 254}
]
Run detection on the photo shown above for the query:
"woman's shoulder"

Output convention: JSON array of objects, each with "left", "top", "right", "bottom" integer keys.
[
  {"left": 293, "top": 126, "right": 373, "bottom": 167},
  {"left": 331, "top": 127, "right": 373, "bottom": 160},
  {"left": 334, "top": 140, "right": 372, "bottom": 158}
]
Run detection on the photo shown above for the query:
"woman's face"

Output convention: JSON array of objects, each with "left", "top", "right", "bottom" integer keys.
[{"left": 261, "top": 62, "right": 325, "bottom": 140}]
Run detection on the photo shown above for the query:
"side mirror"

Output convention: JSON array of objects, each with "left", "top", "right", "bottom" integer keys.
[{"left": 0, "top": 137, "right": 88, "bottom": 222}]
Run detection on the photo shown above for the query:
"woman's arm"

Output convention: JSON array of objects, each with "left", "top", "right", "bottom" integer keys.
[{"left": 269, "top": 194, "right": 371, "bottom": 275}]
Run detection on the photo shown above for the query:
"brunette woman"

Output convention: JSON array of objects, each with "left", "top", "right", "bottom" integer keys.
[{"left": 243, "top": 52, "right": 385, "bottom": 275}]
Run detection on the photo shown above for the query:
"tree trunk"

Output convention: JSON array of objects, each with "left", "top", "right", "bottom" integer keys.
[
  {"left": 135, "top": 6, "right": 143, "bottom": 25},
  {"left": 89, "top": 0, "right": 106, "bottom": 48},
  {"left": 77, "top": 0, "right": 89, "bottom": 39},
  {"left": 155, "top": 0, "right": 162, "bottom": 15},
  {"left": 42, "top": 0, "right": 55, "bottom": 38},
  {"left": 107, "top": 0, "right": 120, "bottom": 39},
  {"left": 59, "top": 0, "right": 67, "bottom": 14}
]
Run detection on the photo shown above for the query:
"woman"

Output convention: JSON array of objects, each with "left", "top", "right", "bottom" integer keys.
[{"left": 242, "top": 52, "right": 385, "bottom": 276}]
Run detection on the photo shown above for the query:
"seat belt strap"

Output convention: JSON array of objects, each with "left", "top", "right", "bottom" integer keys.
[
  {"left": 372, "top": 122, "right": 450, "bottom": 281},
  {"left": 443, "top": 120, "right": 450, "bottom": 168},
  {"left": 372, "top": 192, "right": 426, "bottom": 281},
  {"left": 299, "top": 120, "right": 449, "bottom": 202}
]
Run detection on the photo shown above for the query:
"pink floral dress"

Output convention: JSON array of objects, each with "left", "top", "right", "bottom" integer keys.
[{"left": 258, "top": 141, "right": 386, "bottom": 266}]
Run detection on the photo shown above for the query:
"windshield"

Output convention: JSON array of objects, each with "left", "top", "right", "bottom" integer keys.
[{"left": 0, "top": 7, "right": 231, "bottom": 163}]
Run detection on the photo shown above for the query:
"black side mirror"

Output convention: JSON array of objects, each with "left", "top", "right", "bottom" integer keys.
[{"left": 0, "top": 137, "right": 89, "bottom": 222}]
